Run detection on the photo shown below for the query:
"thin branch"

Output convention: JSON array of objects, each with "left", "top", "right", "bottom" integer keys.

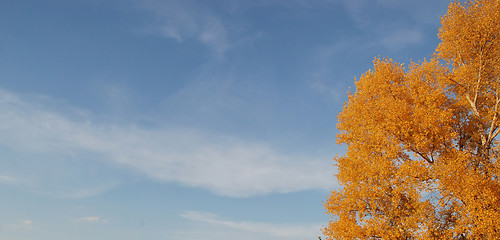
[
  {"left": 415, "top": 150, "right": 433, "bottom": 164},
  {"left": 445, "top": 75, "right": 465, "bottom": 89}
]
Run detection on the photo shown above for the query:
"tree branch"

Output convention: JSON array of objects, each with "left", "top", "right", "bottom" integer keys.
[
  {"left": 473, "top": 52, "right": 483, "bottom": 104},
  {"left": 415, "top": 150, "right": 433, "bottom": 164},
  {"left": 465, "top": 93, "right": 487, "bottom": 146},
  {"left": 487, "top": 96, "right": 500, "bottom": 146}
]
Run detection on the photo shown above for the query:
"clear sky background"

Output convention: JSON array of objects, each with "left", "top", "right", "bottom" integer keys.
[{"left": 0, "top": 0, "right": 451, "bottom": 239}]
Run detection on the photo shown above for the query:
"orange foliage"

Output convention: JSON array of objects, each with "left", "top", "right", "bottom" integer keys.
[{"left": 324, "top": 0, "right": 500, "bottom": 239}]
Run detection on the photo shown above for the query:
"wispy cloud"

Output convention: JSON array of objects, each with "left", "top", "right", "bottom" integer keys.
[
  {"left": 381, "top": 29, "right": 423, "bottom": 51},
  {"left": 337, "top": 0, "right": 446, "bottom": 53},
  {"left": 339, "top": 0, "right": 447, "bottom": 27},
  {"left": 0, "top": 88, "right": 335, "bottom": 197},
  {"left": 310, "top": 80, "right": 345, "bottom": 103},
  {"left": 5, "top": 219, "right": 34, "bottom": 230},
  {"left": 139, "top": 0, "right": 229, "bottom": 56},
  {"left": 0, "top": 174, "right": 16, "bottom": 184},
  {"left": 181, "top": 211, "right": 324, "bottom": 239},
  {"left": 75, "top": 216, "right": 109, "bottom": 223},
  {"left": 58, "top": 182, "right": 120, "bottom": 199}
]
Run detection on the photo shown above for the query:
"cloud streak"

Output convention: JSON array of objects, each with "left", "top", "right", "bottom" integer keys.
[
  {"left": 181, "top": 211, "right": 324, "bottom": 239},
  {"left": 75, "top": 216, "right": 108, "bottom": 223},
  {"left": 0, "top": 88, "right": 335, "bottom": 197}
]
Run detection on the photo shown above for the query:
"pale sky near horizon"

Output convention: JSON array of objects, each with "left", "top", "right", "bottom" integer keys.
[{"left": 0, "top": 0, "right": 451, "bottom": 239}]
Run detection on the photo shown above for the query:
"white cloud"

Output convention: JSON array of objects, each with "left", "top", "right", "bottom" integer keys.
[
  {"left": 180, "top": 211, "right": 324, "bottom": 239},
  {"left": 0, "top": 88, "right": 335, "bottom": 198}
]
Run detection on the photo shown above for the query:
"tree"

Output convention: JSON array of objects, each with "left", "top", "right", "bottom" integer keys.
[{"left": 323, "top": 0, "right": 500, "bottom": 239}]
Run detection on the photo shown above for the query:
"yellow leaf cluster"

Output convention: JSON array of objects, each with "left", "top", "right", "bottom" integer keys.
[{"left": 324, "top": 0, "right": 500, "bottom": 239}]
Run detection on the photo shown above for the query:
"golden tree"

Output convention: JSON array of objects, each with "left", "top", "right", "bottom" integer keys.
[{"left": 324, "top": 0, "right": 500, "bottom": 239}]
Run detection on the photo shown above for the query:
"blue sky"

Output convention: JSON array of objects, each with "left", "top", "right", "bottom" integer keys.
[{"left": 0, "top": 0, "right": 450, "bottom": 239}]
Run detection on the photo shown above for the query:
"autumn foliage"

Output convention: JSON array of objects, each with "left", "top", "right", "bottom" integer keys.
[{"left": 324, "top": 0, "right": 500, "bottom": 239}]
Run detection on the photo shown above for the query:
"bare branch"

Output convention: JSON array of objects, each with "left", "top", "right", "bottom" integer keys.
[{"left": 415, "top": 150, "right": 433, "bottom": 164}]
